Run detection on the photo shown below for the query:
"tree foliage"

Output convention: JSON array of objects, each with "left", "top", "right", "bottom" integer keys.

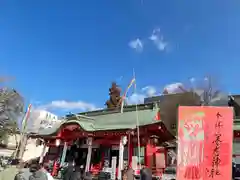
[
  {"left": 162, "top": 77, "right": 228, "bottom": 106},
  {"left": 0, "top": 87, "right": 24, "bottom": 142},
  {"left": 188, "top": 77, "right": 228, "bottom": 106}
]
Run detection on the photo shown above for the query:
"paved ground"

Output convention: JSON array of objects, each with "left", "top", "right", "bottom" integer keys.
[
  {"left": 0, "top": 166, "right": 19, "bottom": 180},
  {"left": 0, "top": 167, "right": 31, "bottom": 180},
  {"left": 0, "top": 167, "right": 60, "bottom": 180}
]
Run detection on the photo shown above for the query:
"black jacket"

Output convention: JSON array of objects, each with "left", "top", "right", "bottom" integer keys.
[
  {"left": 63, "top": 166, "right": 75, "bottom": 180},
  {"left": 140, "top": 168, "right": 152, "bottom": 180},
  {"left": 72, "top": 170, "right": 82, "bottom": 180}
]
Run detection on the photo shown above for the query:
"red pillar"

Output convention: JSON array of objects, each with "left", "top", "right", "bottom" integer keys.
[
  {"left": 145, "top": 140, "right": 155, "bottom": 167},
  {"left": 164, "top": 148, "right": 167, "bottom": 168},
  {"left": 51, "top": 160, "right": 59, "bottom": 176},
  {"left": 51, "top": 143, "right": 61, "bottom": 176}
]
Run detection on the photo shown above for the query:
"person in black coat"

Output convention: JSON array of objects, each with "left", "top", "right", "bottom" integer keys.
[
  {"left": 63, "top": 157, "right": 75, "bottom": 180},
  {"left": 71, "top": 166, "right": 82, "bottom": 180},
  {"left": 63, "top": 164, "right": 75, "bottom": 180},
  {"left": 233, "top": 162, "right": 236, "bottom": 180},
  {"left": 140, "top": 167, "right": 152, "bottom": 180}
]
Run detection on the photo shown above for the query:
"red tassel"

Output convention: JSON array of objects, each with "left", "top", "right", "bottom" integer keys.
[{"left": 155, "top": 111, "right": 161, "bottom": 121}]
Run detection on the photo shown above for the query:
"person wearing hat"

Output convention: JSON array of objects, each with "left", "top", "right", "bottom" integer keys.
[{"left": 29, "top": 160, "right": 48, "bottom": 180}]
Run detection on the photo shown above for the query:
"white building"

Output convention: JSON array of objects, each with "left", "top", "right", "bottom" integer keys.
[
  {"left": 27, "top": 109, "right": 61, "bottom": 133},
  {"left": 0, "top": 134, "right": 45, "bottom": 162},
  {"left": 0, "top": 110, "right": 61, "bottom": 160}
]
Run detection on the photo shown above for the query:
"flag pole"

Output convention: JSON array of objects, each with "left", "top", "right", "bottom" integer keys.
[
  {"left": 14, "top": 104, "right": 32, "bottom": 159},
  {"left": 133, "top": 69, "right": 141, "bottom": 169},
  {"left": 121, "top": 78, "right": 136, "bottom": 113},
  {"left": 121, "top": 96, "right": 125, "bottom": 114}
]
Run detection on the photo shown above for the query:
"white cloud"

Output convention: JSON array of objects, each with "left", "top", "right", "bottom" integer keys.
[
  {"left": 128, "top": 38, "right": 143, "bottom": 52},
  {"left": 126, "top": 83, "right": 188, "bottom": 104},
  {"left": 141, "top": 86, "right": 157, "bottom": 96},
  {"left": 163, "top": 83, "right": 185, "bottom": 94},
  {"left": 127, "top": 93, "right": 146, "bottom": 105},
  {"left": 149, "top": 28, "right": 168, "bottom": 51},
  {"left": 127, "top": 86, "right": 157, "bottom": 105},
  {"left": 41, "top": 100, "right": 97, "bottom": 111},
  {"left": 190, "top": 77, "right": 196, "bottom": 83}
]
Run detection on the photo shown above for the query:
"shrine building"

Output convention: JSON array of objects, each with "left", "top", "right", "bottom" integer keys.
[{"left": 29, "top": 91, "right": 240, "bottom": 179}]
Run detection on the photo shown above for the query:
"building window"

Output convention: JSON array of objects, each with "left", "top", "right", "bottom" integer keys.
[
  {"left": 133, "top": 147, "right": 145, "bottom": 165},
  {"left": 40, "top": 120, "right": 46, "bottom": 125}
]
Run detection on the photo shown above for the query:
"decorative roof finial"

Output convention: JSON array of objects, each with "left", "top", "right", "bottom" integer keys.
[{"left": 105, "top": 82, "right": 122, "bottom": 109}]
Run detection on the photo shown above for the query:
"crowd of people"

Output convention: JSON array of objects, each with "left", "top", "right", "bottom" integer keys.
[
  {"left": 0, "top": 155, "right": 155, "bottom": 180},
  {"left": 19, "top": 161, "right": 53, "bottom": 180},
  {"left": 0, "top": 159, "right": 54, "bottom": 180},
  {"left": 0, "top": 157, "right": 93, "bottom": 180}
]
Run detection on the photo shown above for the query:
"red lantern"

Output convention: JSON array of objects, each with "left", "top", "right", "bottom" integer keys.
[
  {"left": 132, "top": 137, "right": 138, "bottom": 144},
  {"left": 55, "top": 139, "right": 61, "bottom": 146},
  {"left": 141, "top": 137, "right": 147, "bottom": 145},
  {"left": 150, "top": 135, "right": 159, "bottom": 145},
  {"left": 153, "top": 138, "right": 159, "bottom": 145}
]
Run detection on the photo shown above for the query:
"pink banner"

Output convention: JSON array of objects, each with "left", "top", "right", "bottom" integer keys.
[{"left": 177, "top": 106, "right": 233, "bottom": 180}]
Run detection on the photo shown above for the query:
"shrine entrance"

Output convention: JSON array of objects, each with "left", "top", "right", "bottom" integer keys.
[
  {"left": 109, "top": 148, "right": 119, "bottom": 168},
  {"left": 68, "top": 144, "right": 88, "bottom": 167}
]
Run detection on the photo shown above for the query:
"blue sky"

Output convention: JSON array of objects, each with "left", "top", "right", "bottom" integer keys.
[{"left": 0, "top": 0, "right": 240, "bottom": 115}]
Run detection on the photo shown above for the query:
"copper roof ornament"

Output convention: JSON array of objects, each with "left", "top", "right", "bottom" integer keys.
[{"left": 105, "top": 82, "right": 122, "bottom": 109}]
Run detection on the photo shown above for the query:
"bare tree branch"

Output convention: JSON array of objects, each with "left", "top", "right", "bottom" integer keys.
[{"left": 0, "top": 87, "right": 24, "bottom": 141}]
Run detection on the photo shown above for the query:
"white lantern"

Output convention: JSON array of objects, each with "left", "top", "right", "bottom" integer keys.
[
  {"left": 56, "top": 139, "right": 61, "bottom": 147},
  {"left": 122, "top": 136, "right": 127, "bottom": 145}
]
